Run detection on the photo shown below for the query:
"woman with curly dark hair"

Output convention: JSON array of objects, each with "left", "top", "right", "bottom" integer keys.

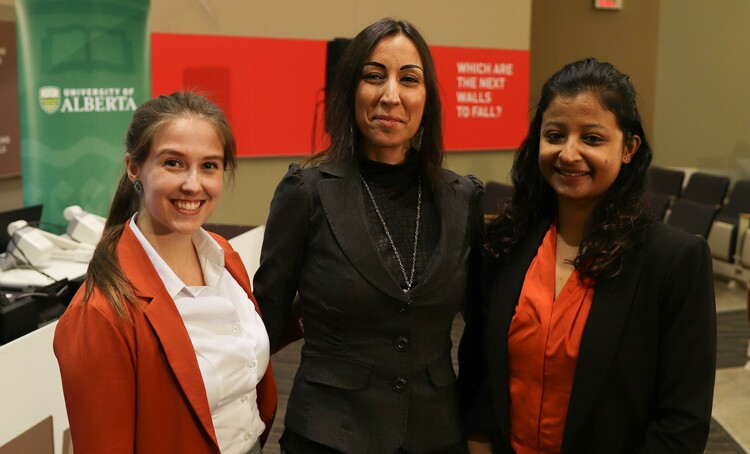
[{"left": 458, "top": 58, "right": 716, "bottom": 453}]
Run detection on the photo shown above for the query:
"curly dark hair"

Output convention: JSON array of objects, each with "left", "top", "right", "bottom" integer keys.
[
  {"left": 487, "top": 57, "right": 654, "bottom": 281},
  {"left": 304, "top": 18, "right": 444, "bottom": 180}
]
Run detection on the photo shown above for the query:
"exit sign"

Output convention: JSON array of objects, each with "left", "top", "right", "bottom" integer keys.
[{"left": 595, "top": 0, "right": 622, "bottom": 10}]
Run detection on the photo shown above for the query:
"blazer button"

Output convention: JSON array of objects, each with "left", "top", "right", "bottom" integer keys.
[
  {"left": 398, "top": 301, "right": 412, "bottom": 314},
  {"left": 391, "top": 377, "right": 408, "bottom": 393},
  {"left": 393, "top": 336, "right": 410, "bottom": 352}
]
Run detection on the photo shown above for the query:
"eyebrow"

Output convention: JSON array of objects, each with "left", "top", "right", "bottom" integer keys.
[
  {"left": 156, "top": 149, "right": 224, "bottom": 161},
  {"left": 542, "top": 121, "right": 607, "bottom": 130},
  {"left": 363, "top": 61, "right": 424, "bottom": 72}
]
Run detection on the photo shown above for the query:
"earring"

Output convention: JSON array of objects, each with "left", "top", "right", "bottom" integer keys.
[
  {"left": 349, "top": 125, "right": 355, "bottom": 156},
  {"left": 623, "top": 156, "right": 631, "bottom": 163},
  {"left": 133, "top": 179, "right": 144, "bottom": 198},
  {"left": 411, "top": 126, "right": 424, "bottom": 151}
]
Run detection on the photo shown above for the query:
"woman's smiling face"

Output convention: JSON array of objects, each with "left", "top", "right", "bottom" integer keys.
[
  {"left": 354, "top": 33, "right": 426, "bottom": 164},
  {"left": 538, "top": 91, "right": 640, "bottom": 212},
  {"left": 127, "top": 116, "right": 225, "bottom": 239}
]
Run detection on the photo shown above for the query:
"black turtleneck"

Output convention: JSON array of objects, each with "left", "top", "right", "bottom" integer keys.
[{"left": 358, "top": 156, "right": 440, "bottom": 291}]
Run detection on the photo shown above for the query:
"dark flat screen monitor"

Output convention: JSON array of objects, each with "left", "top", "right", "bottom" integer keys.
[{"left": 0, "top": 205, "right": 43, "bottom": 252}]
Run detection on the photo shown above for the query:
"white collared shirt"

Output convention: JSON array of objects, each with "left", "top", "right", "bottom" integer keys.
[{"left": 130, "top": 216, "right": 269, "bottom": 454}]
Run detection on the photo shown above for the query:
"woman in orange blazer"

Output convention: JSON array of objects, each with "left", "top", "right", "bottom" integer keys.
[{"left": 54, "top": 92, "right": 276, "bottom": 454}]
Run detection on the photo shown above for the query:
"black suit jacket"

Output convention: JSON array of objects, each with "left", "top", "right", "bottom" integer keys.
[
  {"left": 254, "top": 159, "right": 484, "bottom": 454},
  {"left": 459, "top": 221, "right": 716, "bottom": 453}
]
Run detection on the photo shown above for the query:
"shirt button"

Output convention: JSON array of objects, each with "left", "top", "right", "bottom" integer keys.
[
  {"left": 398, "top": 301, "right": 412, "bottom": 314},
  {"left": 391, "top": 376, "right": 408, "bottom": 393},
  {"left": 244, "top": 432, "right": 251, "bottom": 441},
  {"left": 393, "top": 336, "right": 410, "bottom": 352},
  {"left": 241, "top": 394, "right": 249, "bottom": 404},
  {"left": 231, "top": 324, "right": 240, "bottom": 335}
]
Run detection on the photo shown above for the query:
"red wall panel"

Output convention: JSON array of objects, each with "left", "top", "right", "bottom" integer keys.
[{"left": 152, "top": 33, "right": 529, "bottom": 156}]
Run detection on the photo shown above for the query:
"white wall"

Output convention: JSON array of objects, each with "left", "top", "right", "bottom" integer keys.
[
  {"left": 0, "top": 322, "right": 70, "bottom": 454},
  {"left": 654, "top": 0, "right": 750, "bottom": 176}
]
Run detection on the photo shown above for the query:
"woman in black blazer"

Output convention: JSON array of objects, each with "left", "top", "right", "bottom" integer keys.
[
  {"left": 254, "top": 18, "right": 483, "bottom": 454},
  {"left": 459, "top": 58, "right": 716, "bottom": 453}
]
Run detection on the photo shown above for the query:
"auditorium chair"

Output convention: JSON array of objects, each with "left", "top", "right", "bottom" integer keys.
[
  {"left": 665, "top": 198, "right": 718, "bottom": 239},
  {"left": 647, "top": 166, "right": 685, "bottom": 199},
  {"left": 707, "top": 180, "right": 750, "bottom": 284},
  {"left": 680, "top": 172, "right": 730, "bottom": 207}
]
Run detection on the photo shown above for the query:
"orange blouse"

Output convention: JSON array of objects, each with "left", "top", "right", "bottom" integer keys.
[{"left": 507, "top": 222, "right": 594, "bottom": 454}]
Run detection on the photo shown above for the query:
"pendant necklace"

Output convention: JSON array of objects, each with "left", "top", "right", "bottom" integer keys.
[{"left": 361, "top": 175, "right": 421, "bottom": 292}]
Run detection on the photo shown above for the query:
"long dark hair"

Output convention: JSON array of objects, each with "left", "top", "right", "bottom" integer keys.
[
  {"left": 487, "top": 57, "right": 653, "bottom": 281},
  {"left": 306, "top": 18, "right": 444, "bottom": 180},
  {"left": 84, "top": 92, "right": 237, "bottom": 319}
]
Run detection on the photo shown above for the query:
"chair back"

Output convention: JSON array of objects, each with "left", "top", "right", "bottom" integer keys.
[
  {"left": 647, "top": 166, "right": 684, "bottom": 198},
  {"left": 681, "top": 172, "right": 730, "bottom": 206},
  {"left": 666, "top": 198, "right": 718, "bottom": 238}
]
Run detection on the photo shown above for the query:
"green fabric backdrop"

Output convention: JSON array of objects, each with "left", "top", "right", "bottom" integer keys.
[{"left": 16, "top": 0, "right": 150, "bottom": 229}]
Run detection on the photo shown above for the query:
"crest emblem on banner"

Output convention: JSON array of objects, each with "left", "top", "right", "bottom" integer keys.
[{"left": 39, "top": 86, "right": 61, "bottom": 114}]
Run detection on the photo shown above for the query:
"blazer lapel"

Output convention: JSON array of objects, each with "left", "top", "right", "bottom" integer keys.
[
  {"left": 488, "top": 221, "right": 549, "bottom": 442},
  {"left": 318, "top": 160, "right": 411, "bottom": 302},
  {"left": 118, "top": 225, "right": 219, "bottom": 448},
  {"left": 409, "top": 171, "right": 467, "bottom": 298},
  {"left": 207, "top": 231, "right": 261, "bottom": 314},
  {"left": 219, "top": 241, "right": 257, "bottom": 309},
  {"left": 561, "top": 247, "right": 646, "bottom": 453}
]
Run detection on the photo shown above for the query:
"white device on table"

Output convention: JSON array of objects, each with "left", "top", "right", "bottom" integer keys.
[
  {"left": 5, "top": 221, "right": 55, "bottom": 267},
  {"left": 6, "top": 220, "right": 94, "bottom": 267},
  {"left": 64, "top": 205, "right": 106, "bottom": 246}
]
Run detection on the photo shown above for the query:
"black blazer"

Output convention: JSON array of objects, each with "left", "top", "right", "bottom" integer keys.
[
  {"left": 459, "top": 221, "right": 716, "bottom": 453},
  {"left": 254, "top": 159, "right": 483, "bottom": 454}
]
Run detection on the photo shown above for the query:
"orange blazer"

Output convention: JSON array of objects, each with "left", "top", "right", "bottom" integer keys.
[{"left": 54, "top": 224, "right": 277, "bottom": 454}]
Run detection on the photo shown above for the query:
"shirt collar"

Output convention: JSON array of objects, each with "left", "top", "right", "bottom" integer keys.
[{"left": 129, "top": 214, "right": 225, "bottom": 298}]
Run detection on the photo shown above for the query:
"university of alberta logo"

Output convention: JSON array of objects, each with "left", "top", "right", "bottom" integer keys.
[{"left": 39, "top": 86, "right": 61, "bottom": 114}]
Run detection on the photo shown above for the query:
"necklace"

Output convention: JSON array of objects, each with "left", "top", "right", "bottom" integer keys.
[{"left": 361, "top": 175, "right": 421, "bottom": 292}]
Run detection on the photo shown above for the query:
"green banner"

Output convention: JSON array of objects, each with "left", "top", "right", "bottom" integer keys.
[{"left": 16, "top": 0, "right": 150, "bottom": 229}]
